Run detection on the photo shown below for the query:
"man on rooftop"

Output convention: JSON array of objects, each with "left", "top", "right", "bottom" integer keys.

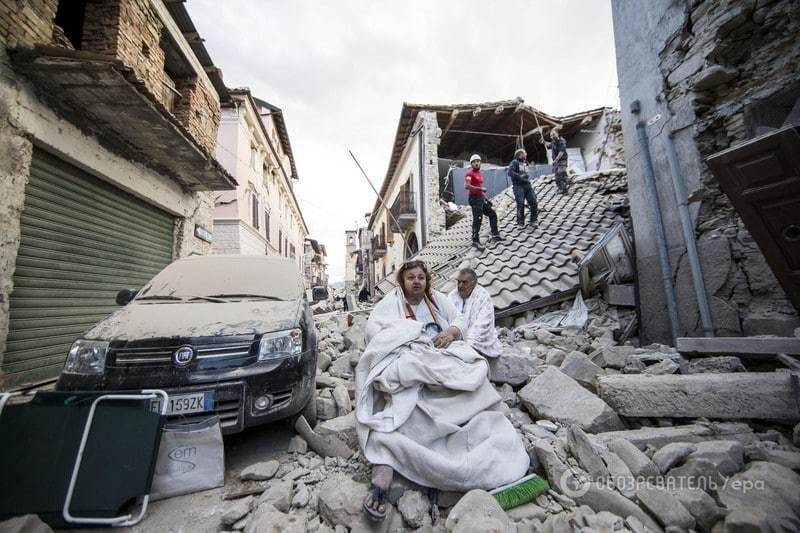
[
  {"left": 548, "top": 129, "right": 569, "bottom": 194},
  {"left": 508, "top": 148, "right": 538, "bottom": 227},
  {"left": 465, "top": 154, "right": 503, "bottom": 251}
]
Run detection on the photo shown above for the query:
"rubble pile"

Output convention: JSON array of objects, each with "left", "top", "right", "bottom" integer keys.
[{"left": 221, "top": 301, "right": 800, "bottom": 533}]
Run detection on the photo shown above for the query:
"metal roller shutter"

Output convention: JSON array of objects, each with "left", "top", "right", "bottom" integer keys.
[{"left": 3, "top": 149, "right": 174, "bottom": 389}]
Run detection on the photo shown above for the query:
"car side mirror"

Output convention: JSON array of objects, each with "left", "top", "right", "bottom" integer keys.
[{"left": 116, "top": 288, "right": 138, "bottom": 306}]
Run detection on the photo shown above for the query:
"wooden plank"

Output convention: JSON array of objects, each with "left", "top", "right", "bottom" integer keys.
[
  {"left": 495, "top": 287, "right": 578, "bottom": 319},
  {"left": 677, "top": 336, "right": 800, "bottom": 356},
  {"left": 597, "top": 373, "right": 800, "bottom": 421}
]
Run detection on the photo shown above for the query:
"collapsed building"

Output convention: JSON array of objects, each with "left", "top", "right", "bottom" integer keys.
[
  {"left": 0, "top": 1, "right": 235, "bottom": 389},
  {"left": 611, "top": 0, "right": 800, "bottom": 343},
  {"left": 365, "top": 99, "right": 625, "bottom": 295}
]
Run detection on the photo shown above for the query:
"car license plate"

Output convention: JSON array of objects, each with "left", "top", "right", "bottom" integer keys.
[{"left": 151, "top": 392, "right": 213, "bottom": 415}]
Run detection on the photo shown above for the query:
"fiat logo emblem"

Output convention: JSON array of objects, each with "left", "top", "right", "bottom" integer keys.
[{"left": 173, "top": 346, "right": 195, "bottom": 366}]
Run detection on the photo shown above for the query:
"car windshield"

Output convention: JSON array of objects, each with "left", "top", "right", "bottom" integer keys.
[{"left": 136, "top": 256, "right": 304, "bottom": 301}]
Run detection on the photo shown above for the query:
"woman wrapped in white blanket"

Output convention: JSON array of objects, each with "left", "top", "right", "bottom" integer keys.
[{"left": 356, "top": 260, "right": 529, "bottom": 523}]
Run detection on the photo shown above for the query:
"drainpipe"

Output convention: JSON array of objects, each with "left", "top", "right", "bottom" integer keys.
[
  {"left": 633, "top": 105, "right": 681, "bottom": 344},
  {"left": 664, "top": 131, "right": 715, "bottom": 337},
  {"left": 416, "top": 125, "right": 427, "bottom": 247}
]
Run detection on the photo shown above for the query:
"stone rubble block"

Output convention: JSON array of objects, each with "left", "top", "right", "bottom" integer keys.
[
  {"left": 716, "top": 462, "right": 800, "bottom": 532},
  {"left": 607, "top": 438, "right": 660, "bottom": 479},
  {"left": 445, "top": 489, "right": 514, "bottom": 533},
  {"left": 244, "top": 504, "right": 307, "bottom": 533},
  {"left": 635, "top": 485, "right": 695, "bottom": 530},
  {"left": 559, "top": 350, "right": 605, "bottom": 390},
  {"left": 332, "top": 383, "right": 352, "bottom": 416},
  {"left": 651, "top": 442, "right": 696, "bottom": 474},
  {"left": 221, "top": 495, "right": 254, "bottom": 526},
  {"left": 667, "top": 487, "right": 726, "bottom": 532},
  {"left": 744, "top": 442, "right": 800, "bottom": 471},
  {"left": 316, "top": 397, "right": 339, "bottom": 421},
  {"left": 397, "top": 489, "right": 431, "bottom": 528},
  {"left": 597, "top": 373, "right": 800, "bottom": 420},
  {"left": 685, "top": 440, "right": 744, "bottom": 476},
  {"left": 316, "top": 411, "right": 358, "bottom": 449},
  {"left": 287, "top": 435, "right": 308, "bottom": 454},
  {"left": 257, "top": 478, "right": 293, "bottom": 513},
  {"left": 593, "top": 422, "right": 757, "bottom": 450},
  {"left": 489, "top": 352, "right": 542, "bottom": 386},
  {"left": 687, "top": 356, "right": 745, "bottom": 374},
  {"left": 519, "top": 367, "right": 624, "bottom": 433},
  {"left": 240, "top": 460, "right": 279, "bottom": 481}
]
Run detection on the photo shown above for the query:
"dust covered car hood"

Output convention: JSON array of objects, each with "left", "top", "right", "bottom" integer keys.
[{"left": 83, "top": 299, "right": 302, "bottom": 341}]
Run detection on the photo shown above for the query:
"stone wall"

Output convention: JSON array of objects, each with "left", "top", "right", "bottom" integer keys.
[
  {"left": 419, "top": 111, "right": 445, "bottom": 243},
  {"left": 612, "top": 0, "right": 800, "bottom": 344},
  {"left": 0, "top": 0, "right": 57, "bottom": 48}
]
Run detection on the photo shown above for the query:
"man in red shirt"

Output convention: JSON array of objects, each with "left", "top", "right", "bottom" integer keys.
[{"left": 465, "top": 154, "right": 503, "bottom": 250}]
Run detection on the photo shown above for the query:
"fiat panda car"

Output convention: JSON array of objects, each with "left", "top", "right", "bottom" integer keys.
[{"left": 56, "top": 255, "right": 317, "bottom": 434}]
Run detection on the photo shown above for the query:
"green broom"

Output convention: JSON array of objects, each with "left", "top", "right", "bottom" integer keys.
[{"left": 489, "top": 474, "right": 550, "bottom": 510}]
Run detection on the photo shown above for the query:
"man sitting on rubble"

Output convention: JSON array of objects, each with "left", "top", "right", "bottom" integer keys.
[
  {"left": 356, "top": 260, "right": 528, "bottom": 523},
  {"left": 447, "top": 267, "right": 503, "bottom": 358}
]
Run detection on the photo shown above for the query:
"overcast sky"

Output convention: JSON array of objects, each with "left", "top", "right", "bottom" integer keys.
[{"left": 187, "top": 0, "right": 620, "bottom": 282}]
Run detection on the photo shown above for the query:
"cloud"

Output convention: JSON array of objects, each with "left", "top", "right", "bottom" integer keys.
[{"left": 187, "top": 0, "right": 619, "bottom": 281}]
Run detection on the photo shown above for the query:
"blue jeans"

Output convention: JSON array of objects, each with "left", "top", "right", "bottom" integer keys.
[{"left": 513, "top": 184, "right": 537, "bottom": 224}]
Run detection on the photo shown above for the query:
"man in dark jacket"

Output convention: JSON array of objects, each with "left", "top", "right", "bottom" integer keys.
[
  {"left": 549, "top": 130, "right": 569, "bottom": 194},
  {"left": 508, "top": 148, "right": 537, "bottom": 227}
]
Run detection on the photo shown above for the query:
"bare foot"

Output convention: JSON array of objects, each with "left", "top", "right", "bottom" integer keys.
[{"left": 363, "top": 464, "right": 393, "bottom": 518}]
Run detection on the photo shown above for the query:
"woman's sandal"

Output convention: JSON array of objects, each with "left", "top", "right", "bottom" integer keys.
[{"left": 363, "top": 484, "right": 388, "bottom": 522}]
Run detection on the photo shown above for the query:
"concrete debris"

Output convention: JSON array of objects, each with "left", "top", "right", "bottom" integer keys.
[
  {"left": 607, "top": 438, "right": 660, "bottom": 479},
  {"left": 519, "top": 367, "right": 624, "bottom": 433},
  {"left": 240, "top": 460, "right": 279, "bottom": 481},
  {"left": 597, "top": 373, "right": 800, "bottom": 420},
  {"left": 221, "top": 495, "right": 254, "bottom": 526},
  {"left": 445, "top": 489, "right": 514, "bottom": 533},
  {"left": 635, "top": 485, "right": 695, "bottom": 530},
  {"left": 173, "top": 297, "right": 800, "bottom": 533},
  {"left": 651, "top": 442, "right": 697, "bottom": 474}
]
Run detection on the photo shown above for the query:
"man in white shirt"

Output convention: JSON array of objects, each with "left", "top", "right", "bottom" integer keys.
[{"left": 447, "top": 268, "right": 503, "bottom": 358}]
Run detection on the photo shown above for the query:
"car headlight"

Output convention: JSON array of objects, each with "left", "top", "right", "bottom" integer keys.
[
  {"left": 258, "top": 328, "right": 302, "bottom": 361},
  {"left": 64, "top": 339, "right": 109, "bottom": 374}
]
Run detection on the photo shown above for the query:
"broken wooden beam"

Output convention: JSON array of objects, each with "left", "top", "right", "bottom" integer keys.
[
  {"left": 597, "top": 373, "right": 800, "bottom": 421},
  {"left": 677, "top": 336, "right": 800, "bottom": 356}
]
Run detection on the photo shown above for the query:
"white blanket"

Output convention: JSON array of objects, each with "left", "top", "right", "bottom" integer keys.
[
  {"left": 355, "top": 288, "right": 529, "bottom": 491},
  {"left": 448, "top": 285, "right": 504, "bottom": 358}
]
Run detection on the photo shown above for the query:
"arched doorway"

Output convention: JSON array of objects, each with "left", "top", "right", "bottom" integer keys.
[{"left": 405, "top": 232, "right": 419, "bottom": 260}]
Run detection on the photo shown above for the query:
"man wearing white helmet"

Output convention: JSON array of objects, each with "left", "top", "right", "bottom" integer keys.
[{"left": 465, "top": 153, "right": 503, "bottom": 250}]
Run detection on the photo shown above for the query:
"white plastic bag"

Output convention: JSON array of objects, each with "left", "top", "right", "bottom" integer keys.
[{"left": 150, "top": 416, "right": 225, "bottom": 500}]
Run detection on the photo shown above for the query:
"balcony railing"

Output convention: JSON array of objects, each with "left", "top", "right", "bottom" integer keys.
[
  {"left": 390, "top": 190, "right": 417, "bottom": 231},
  {"left": 372, "top": 236, "right": 387, "bottom": 257}
]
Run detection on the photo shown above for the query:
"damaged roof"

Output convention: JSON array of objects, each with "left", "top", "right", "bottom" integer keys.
[
  {"left": 377, "top": 169, "right": 629, "bottom": 316},
  {"left": 370, "top": 99, "right": 611, "bottom": 230}
]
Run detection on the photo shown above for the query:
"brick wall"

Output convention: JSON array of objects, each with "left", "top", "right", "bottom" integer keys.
[
  {"left": 83, "top": 0, "right": 167, "bottom": 101},
  {"left": 173, "top": 75, "right": 221, "bottom": 155},
  {"left": 0, "top": 0, "right": 57, "bottom": 48}
]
